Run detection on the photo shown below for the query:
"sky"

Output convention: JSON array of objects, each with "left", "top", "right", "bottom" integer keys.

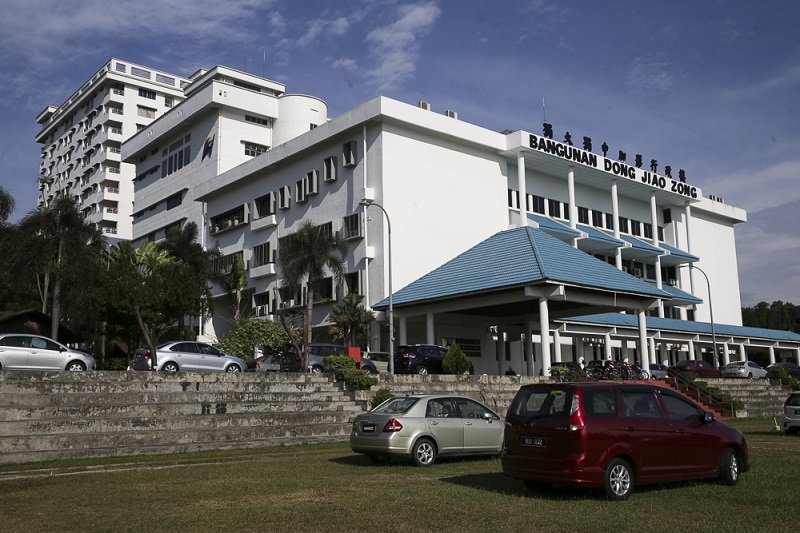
[{"left": 0, "top": 0, "right": 798, "bottom": 308}]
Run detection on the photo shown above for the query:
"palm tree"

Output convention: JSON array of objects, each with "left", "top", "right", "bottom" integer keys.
[
  {"left": 329, "top": 293, "right": 375, "bottom": 349},
  {"left": 13, "top": 194, "right": 104, "bottom": 340},
  {"left": 0, "top": 185, "right": 14, "bottom": 223},
  {"left": 278, "top": 220, "right": 348, "bottom": 370}
]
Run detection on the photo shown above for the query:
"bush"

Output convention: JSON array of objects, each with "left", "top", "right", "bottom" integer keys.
[
  {"left": 216, "top": 318, "right": 291, "bottom": 361},
  {"left": 371, "top": 388, "right": 394, "bottom": 409},
  {"left": 323, "top": 355, "right": 357, "bottom": 372},
  {"left": 338, "top": 369, "right": 378, "bottom": 390},
  {"left": 442, "top": 343, "right": 471, "bottom": 375},
  {"left": 768, "top": 367, "right": 800, "bottom": 390}
]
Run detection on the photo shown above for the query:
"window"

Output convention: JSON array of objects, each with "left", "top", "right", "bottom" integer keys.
[
  {"left": 643, "top": 223, "right": 653, "bottom": 239},
  {"left": 622, "top": 391, "right": 662, "bottom": 419},
  {"left": 244, "top": 142, "right": 268, "bottom": 157},
  {"left": 210, "top": 205, "right": 247, "bottom": 233},
  {"left": 155, "top": 74, "right": 175, "bottom": 85},
  {"left": 342, "top": 213, "right": 362, "bottom": 239},
  {"left": 660, "top": 393, "right": 703, "bottom": 422},
  {"left": 213, "top": 251, "right": 244, "bottom": 275},
  {"left": 312, "top": 277, "right": 335, "bottom": 302},
  {"left": 548, "top": 199, "right": 561, "bottom": 219},
  {"left": 254, "top": 192, "right": 276, "bottom": 218},
  {"left": 138, "top": 88, "right": 156, "bottom": 100},
  {"left": 578, "top": 206, "right": 590, "bottom": 224},
  {"left": 592, "top": 210, "right": 604, "bottom": 228},
  {"left": 344, "top": 271, "right": 362, "bottom": 295},
  {"left": 166, "top": 192, "right": 182, "bottom": 210},
  {"left": 245, "top": 114, "right": 269, "bottom": 126},
  {"left": 507, "top": 189, "right": 519, "bottom": 209},
  {"left": 131, "top": 67, "right": 151, "bottom": 79},
  {"left": 279, "top": 186, "right": 290, "bottom": 209},
  {"left": 115, "top": 63, "right": 127, "bottom": 73},
  {"left": 618, "top": 216, "right": 629, "bottom": 234},
  {"left": 631, "top": 220, "right": 641, "bottom": 237},
  {"left": 605, "top": 213, "right": 614, "bottom": 229},
  {"left": 319, "top": 222, "right": 333, "bottom": 239},
  {"left": 252, "top": 242, "right": 273, "bottom": 267},
  {"left": 137, "top": 106, "right": 156, "bottom": 119},
  {"left": 306, "top": 170, "right": 319, "bottom": 195},
  {"left": 342, "top": 140, "right": 357, "bottom": 167},
  {"left": 584, "top": 389, "right": 618, "bottom": 417},
  {"left": 296, "top": 179, "right": 307, "bottom": 204},
  {"left": 164, "top": 97, "right": 174, "bottom": 108},
  {"left": 529, "top": 195, "right": 545, "bottom": 214},
  {"left": 323, "top": 156, "right": 338, "bottom": 182}
]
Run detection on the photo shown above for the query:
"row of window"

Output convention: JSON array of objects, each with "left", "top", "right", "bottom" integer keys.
[
  {"left": 509, "top": 190, "right": 664, "bottom": 241},
  {"left": 251, "top": 271, "right": 363, "bottom": 315}
]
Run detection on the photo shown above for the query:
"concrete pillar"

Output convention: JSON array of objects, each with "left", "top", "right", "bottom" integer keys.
[
  {"left": 497, "top": 332, "right": 507, "bottom": 376},
  {"left": 426, "top": 311, "right": 434, "bottom": 345},
  {"left": 649, "top": 337, "right": 657, "bottom": 365},
  {"left": 688, "top": 339, "right": 695, "bottom": 360},
  {"left": 796, "top": 348, "right": 800, "bottom": 365},
  {"left": 539, "top": 298, "right": 551, "bottom": 377},
  {"left": 517, "top": 152, "right": 527, "bottom": 227},
  {"left": 553, "top": 328, "right": 562, "bottom": 362},
  {"left": 769, "top": 345, "right": 776, "bottom": 365},
  {"left": 604, "top": 332, "right": 613, "bottom": 361},
  {"left": 526, "top": 321, "right": 535, "bottom": 377},
  {"left": 638, "top": 309, "right": 650, "bottom": 374},
  {"left": 738, "top": 344, "right": 746, "bottom": 361},
  {"left": 722, "top": 341, "right": 730, "bottom": 366},
  {"left": 611, "top": 180, "right": 622, "bottom": 269}
]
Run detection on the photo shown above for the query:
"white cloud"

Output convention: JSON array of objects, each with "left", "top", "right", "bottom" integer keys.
[
  {"left": 703, "top": 160, "right": 800, "bottom": 213},
  {"left": 364, "top": 1, "right": 442, "bottom": 90},
  {"left": 332, "top": 58, "right": 358, "bottom": 71}
]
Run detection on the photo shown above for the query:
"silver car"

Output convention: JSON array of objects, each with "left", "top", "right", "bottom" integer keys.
[
  {"left": 129, "top": 341, "right": 245, "bottom": 373},
  {"left": 0, "top": 333, "right": 95, "bottom": 371},
  {"left": 721, "top": 360, "right": 768, "bottom": 379},
  {"left": 350, "top": 395, "right": 504, "bottom": 466},
  {"left": 782, "top": 392, "right": 800, "bottom": 435}
]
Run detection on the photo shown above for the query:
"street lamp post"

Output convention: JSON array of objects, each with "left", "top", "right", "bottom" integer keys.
[
  {"left": 360, "top": 199, "right": 394, "bottom": 374},
  {"left": 680, "top": 264, "right": 718, "bottom": 367}
]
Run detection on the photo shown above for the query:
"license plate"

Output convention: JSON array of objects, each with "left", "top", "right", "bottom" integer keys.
[
  {"left": 522, "top": 436, "right": 547, "bottom": 447},
  {"left": 362, "top": 424, "right": 376, "bottom": 433}
]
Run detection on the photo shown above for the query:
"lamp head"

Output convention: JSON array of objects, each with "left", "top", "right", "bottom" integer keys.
[{"left": 359, "top": 198, "right": 374, "bottom": 207}]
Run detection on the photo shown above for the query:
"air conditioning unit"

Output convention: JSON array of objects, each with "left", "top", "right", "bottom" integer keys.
[
  {"left": 281, "top": 299, "right": 295, "bottom": 309},
  {"left": 255, "top": 304, "right": 268, "bottom": 316},
  {"left": 668, "top": 278, "right": 677, "bottom": 286},
  {"left": 445, "top": 110, "right": 458, "bottom": 119},
  {"left": 633, "top": 268, "right": 643, "bottom": 278},
  {"left": 622, "top": 266, "right": 630, "bottom": 274},
  {"left": 418, "top": 101, "right": 431, "bottom": 111}
]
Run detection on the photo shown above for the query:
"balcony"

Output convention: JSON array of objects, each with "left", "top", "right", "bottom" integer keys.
[
  {"left": 251, "top": 214, "right": 277, "bottom": 232},
  {"left": 250, "top": 263, "right": 277, "bottom": 279}
]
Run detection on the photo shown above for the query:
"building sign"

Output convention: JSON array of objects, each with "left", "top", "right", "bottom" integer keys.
[{"left": 528, "top": 134, "right": 698, "bottom": 199}]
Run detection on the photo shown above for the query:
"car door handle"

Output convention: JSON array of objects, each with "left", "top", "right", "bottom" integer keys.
[
  {"left": 624, "top": 426, "right": 636, "bottom": 431},
  {"left": 430, "top": 421, "right": 439, "bottom": 425},
  {"left": 465, "top": 422, "right": 473, "bottom": 426}
]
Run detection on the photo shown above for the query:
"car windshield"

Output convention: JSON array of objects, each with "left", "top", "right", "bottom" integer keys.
[{"left": 372, "top": 397, "right": 419, "bottom": 414}]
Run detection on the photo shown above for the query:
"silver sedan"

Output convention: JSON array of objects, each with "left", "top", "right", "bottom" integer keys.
[
  {"left": 350, "top": 395, "right": 504, "bottom": 466},
  {"left": 721, "top": 360, "right": 768, "bottom": 379},
  {"left": 0, "top": 333, "right": 95, "bottom": 371}
]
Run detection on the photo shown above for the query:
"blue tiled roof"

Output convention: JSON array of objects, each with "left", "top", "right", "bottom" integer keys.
[
  {"left": 648, "top": 282, "right": 703, "bottom": 305},
  {"left": 374, "top": 226, "right": 671, "bottom": 309},
  {"left": 577, "top": 224, "right": 624, "bottom": 247},
  {"left": 523, "top": 211, "right": 581, "bottom": 238},
  {"left": 658, "top": 242, "right": 699, "bottom": 262},
  {"left": 561, "top": 313, "right": 800, "bottom": 342},
  {"left": 614, "top": 233, "right": 664, "bottom": 255}
]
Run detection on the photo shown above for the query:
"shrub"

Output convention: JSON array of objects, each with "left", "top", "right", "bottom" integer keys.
[
  {"left": 371, "top": 388, "right": 394, "bottom": 409},
  {"left": 216, "top": 318, "right": 291, "bottom": 361},
  {"left": 442, "top": 343, "right": 471, "bottom": 375},
  {"left": 338, "top": 369, "right": 378, "bottom": 390},
  {"left": 323, "top": 355, "right": 357, "bottom": 372},
  {"left": 768, "top": 367, "right": 800, "bottom": 390}
]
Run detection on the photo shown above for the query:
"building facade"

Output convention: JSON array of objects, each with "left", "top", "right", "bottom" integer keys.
[{"left": 36, "top": 59, "right": 190, "bottom": 241}]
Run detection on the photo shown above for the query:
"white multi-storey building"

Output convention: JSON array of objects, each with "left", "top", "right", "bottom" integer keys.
[
  {"left": 36, "top": 59, "right": 190, "bottom": 240},
  {"left": 116, "top": 66, "right": 800, "bottom": 375}
]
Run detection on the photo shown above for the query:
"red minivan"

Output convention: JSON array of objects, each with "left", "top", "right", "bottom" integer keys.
[{"left": 501, "top": 382, "right": 749, "bottom": 500}]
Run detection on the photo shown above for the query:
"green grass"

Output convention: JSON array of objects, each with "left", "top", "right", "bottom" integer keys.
[{"left": 0, "top": 418, "right": 795, "bottom": 532}]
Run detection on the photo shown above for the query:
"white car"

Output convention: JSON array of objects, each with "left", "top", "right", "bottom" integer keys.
[
  {"left": 721, "top": 360, "right": 768, "bottom": 379},
  {"left": 0, "top": 333, "right": 95, "bottom": 371},
  {"left": 129, "top": 341, "right": 245, "bottom": 373}
]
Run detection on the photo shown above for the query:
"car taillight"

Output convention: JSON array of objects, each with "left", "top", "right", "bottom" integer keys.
[
  {"left": 145, "top": 351, "right": 151, "bottom": 359},
  {"left": 569, "top": 390, "right": 584, "bottom": 431},
  {"left": 383, "top": 418, "right": 403, "bottom": 432},
  {"left": 400, "top": 352, "right": 415, "bottom": 359}
]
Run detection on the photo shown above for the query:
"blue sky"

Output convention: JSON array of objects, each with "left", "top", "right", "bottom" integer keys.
[{"left": 0, "top": 0, "right": 798, "bottom": 307}]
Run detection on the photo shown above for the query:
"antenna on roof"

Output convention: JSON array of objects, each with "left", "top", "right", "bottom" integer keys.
[{"left": 542, "top": 97, "right": 547, "bottom": 123}]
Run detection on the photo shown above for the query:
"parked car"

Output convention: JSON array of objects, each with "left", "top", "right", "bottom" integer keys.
[
  {"left": 648, "top": 363, "right": 669, "bottom": 380},
  {"left": 285, "top": 344, "right": 379, "bottom": 374},
  {"left": 768, "top": 361, "right": 800, "bottom": 379},
  {"left": 248, "top": 354, "right": 283, "bottom": 372},
  {"left": 669, "top": 359, "right": 721, "bottom": 378},
  {"left": 502, "top": 382, "right": 749, "bottom": 500},
  {"left": 350, "top": 394, "right": 503, "bottom": 466},
  {"left": 129, "top": 341, "right": 245, "bottom": 373},
  {"left": 721, "top": 360, "right": 768, "bottom": 379},
  {"left": 394, "top": 344, "right": 474, "bottom": 375},
  {"left": 782, "top": 391, "right": 800, "bottom": 435},
  {"left": 0, "top": 333, "right": 96, "bottom": 371},
  {"left": 364, "top": 352, "right": 390, "bottom": 373}
]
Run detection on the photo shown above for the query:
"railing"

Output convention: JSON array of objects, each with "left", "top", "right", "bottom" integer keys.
[{"left": 666, "top": 370, "right": 737, "bottom": 417}]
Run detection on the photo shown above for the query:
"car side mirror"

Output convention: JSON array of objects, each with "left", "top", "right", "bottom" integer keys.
[
  {"left": 482, "top": 412, "right": 494, "bottom": 422},
  {"left": 704, "top": 411, "right": 715, "bottom": 423}
]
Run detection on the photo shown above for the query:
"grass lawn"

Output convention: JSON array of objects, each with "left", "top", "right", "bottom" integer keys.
[{"left": 0, "top": 418, "right": 794, "bottom": 532}]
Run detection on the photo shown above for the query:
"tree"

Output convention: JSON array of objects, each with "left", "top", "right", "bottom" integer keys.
[
  {"left": 278, "top": 220, "right": 348, "bottom": 370},
  {"left": 442, "top": 343, "right": 471, "bottom": 375},
  {"left": 157, "top": 222, "right": 219, "bottom": 338},
  {"left": 103, "top": 241, "right": 175, "bottom": 368},
  {"left": 0, "top": 185, "right": 14, "bottom": 223},
  {"left": 218, "top": 252, "right": 247, "bottom": 325},
  {"left": 11, "top": 194, "right": 104, "bottom": 340},
  {"left": 216, "top": 318, "right": 291, "bottom": 361},
  {"left": 328, "top": 293, "right": 374, "bottom": 348}
]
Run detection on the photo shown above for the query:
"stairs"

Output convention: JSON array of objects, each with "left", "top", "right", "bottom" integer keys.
[
  {"left": 0, "top": 370, "right": 365, "bottom": 465},
  {"left": 662, "top": 376, "right": 790, "bottom": 418}
]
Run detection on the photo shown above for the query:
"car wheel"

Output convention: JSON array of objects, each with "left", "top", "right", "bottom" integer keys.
[
  {"left": 310, "top": 365, "right": 323, "bottom": 374},
  {"left": 161, "top": 362, "right": 179, "bottom": 372},
  {"left": 226, "top": 364, "right": 242, "bottom": 373},
  {"left": 718, "top": 448, "right": 740, "bottom": 486},
  {"left": 65, "top": 361, "right": 86, "bottom": 371},
  {"left": 416, "top": 365, "right": 430, "bottom": 376},
  {"left": 786, "top": 427, "right": 799, "bottom": 436},
  {"left": 412, "top": 438, "right": 437, "bottom": 467},
  {"left": 604, "top": 458, "right": 634, "bottom": 500},
  {"left": 747, "top": 372, "right": 753, "bottom": 379},
  {"left": 363, "top": 366, "right": 376, "bottom": 375},
  {"left": 695, "top": 372, "right": 702, "bottom": 379}
]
